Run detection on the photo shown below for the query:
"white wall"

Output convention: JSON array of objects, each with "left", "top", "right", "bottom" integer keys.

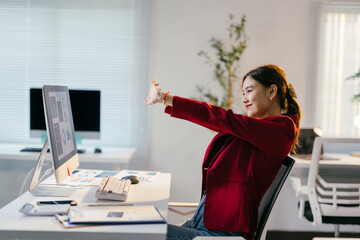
[
  {"left": 147, "top": 0, "right": 359, "bottom": 232},
  {"left": 148, "top": 0, "right": 313, "bottom": 200}
]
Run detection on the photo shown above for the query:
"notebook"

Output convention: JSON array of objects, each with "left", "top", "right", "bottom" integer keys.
[{"left": 68, "top": 205, "right": 166, "bottom": 225}]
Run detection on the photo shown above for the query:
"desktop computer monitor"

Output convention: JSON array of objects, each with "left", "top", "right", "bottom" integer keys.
[
  {"left": 43, "top": 85, "right": 80, "bottom": 184},
  {"left": 30, "top": 88, "right": 101, "bottom": 139},
  {"left": 29, "top": 85, "right": 79, "bottom": 196}
]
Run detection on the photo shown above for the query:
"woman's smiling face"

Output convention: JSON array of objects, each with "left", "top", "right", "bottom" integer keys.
[{"left": 242, "top": 76, "right": 273, "bottom": 119}]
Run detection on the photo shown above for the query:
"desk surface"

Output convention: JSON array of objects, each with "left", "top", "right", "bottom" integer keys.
[
  {"left": 0, "top": 171, "right": 171, "bottom": 240},
  {"left": 0, "top": 143, "right": 136, "bottom": 164},
  {"left": 313, "top": 238, "right": 360, "bottom": 240},
  {"left": 291, "top": 154, "right": 360, "bottom": 169}
]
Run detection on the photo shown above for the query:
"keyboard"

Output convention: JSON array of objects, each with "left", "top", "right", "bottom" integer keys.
[
  {"left": 95, "top": 176, "right": 131, "bottom": 201},
  {"left": 20, "top": 147, "right": 85, "bottom": 154},
  {"left": 21, "top": 147, "right": 50, "bottom": 153}
]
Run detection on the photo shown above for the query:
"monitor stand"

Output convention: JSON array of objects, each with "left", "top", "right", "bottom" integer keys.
[{"left": 29, "top": 137, "right": 75, "bottom": 197}]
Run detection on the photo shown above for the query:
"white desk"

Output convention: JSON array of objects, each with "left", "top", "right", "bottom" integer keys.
[
  {"left": 0, "top": 171, "right": 171, "bottom": 240},
  {"left": 0, "top": 143, "right": 136, "bottom": 170},
  {"left": 291, "top": 154, "right": 360, "bottom": 169}
]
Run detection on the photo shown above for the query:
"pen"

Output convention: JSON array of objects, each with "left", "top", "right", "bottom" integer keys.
[{"left": 78, "top": 202, "right": 134, "bottom": 207}]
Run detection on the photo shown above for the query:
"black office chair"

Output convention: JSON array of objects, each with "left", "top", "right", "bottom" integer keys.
[{"left": 170, "top": 156, "right": 295, "bottom": 240}]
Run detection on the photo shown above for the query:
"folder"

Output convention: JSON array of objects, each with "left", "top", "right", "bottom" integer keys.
[{"left": 68, "top": 205, "right": 166, "bottom": 225}]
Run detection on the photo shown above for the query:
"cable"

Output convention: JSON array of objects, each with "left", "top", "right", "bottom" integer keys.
[
  {"left": 38, "top": 168, "right": 54, "bottom": 183},
  {"left": 18, "top": 163, "right": 53, "bottom": 197},
  {"left": 19, "top": 168, "right": 35, "bottom": 197}
]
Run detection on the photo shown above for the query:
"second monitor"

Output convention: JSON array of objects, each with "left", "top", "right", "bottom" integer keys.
[{"left": 30, "top": 88, "right": 101, "bottom": 139}]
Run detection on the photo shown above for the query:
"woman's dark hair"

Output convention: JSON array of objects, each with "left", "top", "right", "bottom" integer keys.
[{"left": 242, "top": 64, "right": 302, "bottom": 152}]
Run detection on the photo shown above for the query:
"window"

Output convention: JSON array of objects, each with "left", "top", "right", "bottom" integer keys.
[
  {"left": 0, "top": 0, "right": 150, "bottom": 150},
  {"left": 315, "top": 2, "right": 360, "bottom": 137}
]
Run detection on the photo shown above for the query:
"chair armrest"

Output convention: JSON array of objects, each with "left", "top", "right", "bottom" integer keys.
[
  {"left": 168, "top": 202, "right": 199, "bottom": 216},
  {"left": 289, "top": 176, "right": 308, "bottom": 197},
  {"left": 289, "top": 176, "right": 309, "bottom": 219},
  {"left": 193, "top": 237, "right": 246, "bottom": 240}
]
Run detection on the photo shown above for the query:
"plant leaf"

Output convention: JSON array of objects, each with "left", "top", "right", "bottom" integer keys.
[
  {"left": 352, "top": 93, "right": 360, "bottom": 102},
  {"left": 196, "top": 13, "right": 248, "bottom": 110}
]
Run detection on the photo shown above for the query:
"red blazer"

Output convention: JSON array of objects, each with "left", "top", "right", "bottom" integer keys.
[{"left": 165, "top": 96, "right": 298, "bottom": 240}]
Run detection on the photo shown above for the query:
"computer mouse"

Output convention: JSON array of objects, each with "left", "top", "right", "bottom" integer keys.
[
  {"left": 121, "top": 175, "right": 140, "bottom": 184},
  {"left": 94, "top": 147, "right": 102, "bottom": 153}
]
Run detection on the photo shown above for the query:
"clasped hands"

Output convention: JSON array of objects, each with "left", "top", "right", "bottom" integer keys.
[{"left": 144, "top": 80, "right": 162, "bottom": 105}]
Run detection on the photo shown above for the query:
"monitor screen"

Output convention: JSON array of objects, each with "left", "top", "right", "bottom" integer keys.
[
  {"left": 30, "top": 88, "right": 101, "bottom": 139},
  {"left": 42, "top": 85, "right": 79, "bottom": 184}
]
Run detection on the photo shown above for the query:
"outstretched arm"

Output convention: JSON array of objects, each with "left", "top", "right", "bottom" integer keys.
[{"left": 144, "top": 80, "right": 219, "bottom": 132}]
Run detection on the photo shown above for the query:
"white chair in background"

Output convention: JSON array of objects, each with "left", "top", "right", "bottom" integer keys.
[{"left": 290, "top": 137, "right": 360, "bottom": 237}]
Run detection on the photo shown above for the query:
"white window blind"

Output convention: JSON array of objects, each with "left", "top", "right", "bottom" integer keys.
[
  {"left": 315, "top": 2, "right": 360, "bottom": 137},
  {"left": 0, "top": 0, "right": 150, "bottom": 148}
]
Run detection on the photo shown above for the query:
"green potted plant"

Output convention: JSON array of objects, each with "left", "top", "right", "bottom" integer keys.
[
  {"left": 196, "top": 14, "right": 248, "bottom": 110},
  {"left": 347, "top": 68, "right": 360, "bottom": 102}
]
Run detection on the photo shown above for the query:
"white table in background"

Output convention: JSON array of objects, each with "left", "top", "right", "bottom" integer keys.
[
  {"left": 291, "top": 153, "right": 360, "bottom": 169},
  {"left": 0, "top": 143, "right": 136, "bottom": 170}
]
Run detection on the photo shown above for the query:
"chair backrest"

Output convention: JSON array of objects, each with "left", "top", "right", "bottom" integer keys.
[
  {"left": 307, "top": 137, "right": 360, "bottom": 226},
  {"left": 255, "top": 156, "right": 295, "bottom": 240}
]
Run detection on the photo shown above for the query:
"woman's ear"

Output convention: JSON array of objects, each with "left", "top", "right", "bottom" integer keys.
[{"left": 268, "top": 84, "right": 278, "bottom": 100}]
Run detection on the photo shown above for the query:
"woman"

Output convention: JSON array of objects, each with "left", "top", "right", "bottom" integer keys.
[{"left": 145, "top": 64, "right": 301, "bottom": 240}]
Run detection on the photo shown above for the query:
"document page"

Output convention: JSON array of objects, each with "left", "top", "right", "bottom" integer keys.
[{"left": 68, "top": 205, "right": 166, "bottom": 224}]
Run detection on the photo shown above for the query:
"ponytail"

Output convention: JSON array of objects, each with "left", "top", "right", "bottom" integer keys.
[{"left": 283, "top": 84, "right": 301, "bottom": 153}]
